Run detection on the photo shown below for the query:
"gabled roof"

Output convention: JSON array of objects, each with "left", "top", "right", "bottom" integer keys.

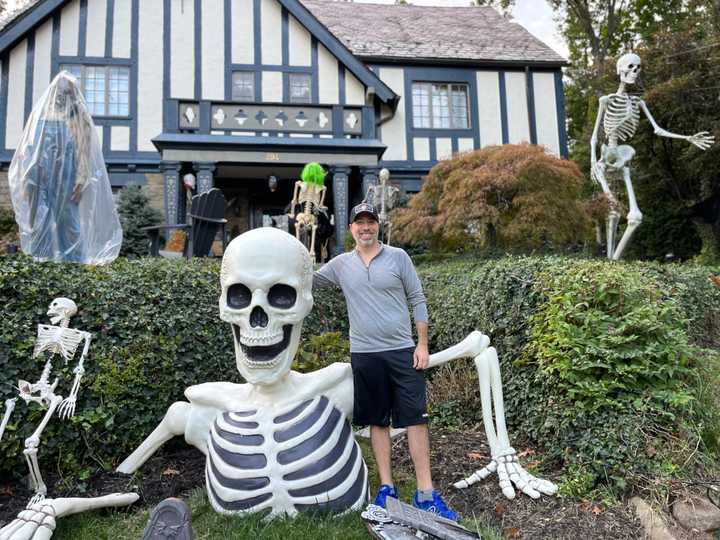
[
  {"left": 0, "top": 0, "right": 399, "bottom": 104},
  {"left": 301, "top": 0, "right": 567, "bottom": 66}
]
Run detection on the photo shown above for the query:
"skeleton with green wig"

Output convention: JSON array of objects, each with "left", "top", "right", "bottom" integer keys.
[{"left": 288, "top": 162, "right": 327, "bottom": 262}]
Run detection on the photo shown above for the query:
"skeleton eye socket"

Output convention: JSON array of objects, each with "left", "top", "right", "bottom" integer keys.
[
  {"left": 227, "top": 283, "right": 252, "bottom": 309},
  {"left": 268, "top": 284, "right": 297, "bottom": 309},
  {"left": 628, "top": 64, "right": 634, "bottom": 69}
]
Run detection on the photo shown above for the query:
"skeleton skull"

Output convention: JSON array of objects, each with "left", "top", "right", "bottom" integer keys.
[
  {"left": 219, "top": 228, "right": 313, "bottom": 385},
  {"left": 617, "top": 53, "right": 641, "bottom": 85},
  {"left": 47, "top": 298, "right": 77, "bottom": 326},
  {"left": 379, "top": 168, "right": 390, "bottom": 184}
]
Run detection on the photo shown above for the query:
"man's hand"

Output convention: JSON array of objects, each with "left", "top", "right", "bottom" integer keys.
[{"left": 413, "top": 344, "right": 429, "bottom": 370}]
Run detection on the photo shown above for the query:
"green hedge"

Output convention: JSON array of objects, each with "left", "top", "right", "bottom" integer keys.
[{"left": 0, "top": 254, "right": 718, "bottom": 495}]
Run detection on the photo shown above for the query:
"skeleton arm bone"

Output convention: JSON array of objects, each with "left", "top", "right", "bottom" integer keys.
[
  {"left": 590, "top": 97, "right": 608, "bottom": 185},
  {"left": 639, "top": 100, "right": 715, "bottom": 149},
  {"left": 58, "top": 333, "right": 91, "bottom": 419},
  {"left": 0, "top": 398, "right": 17, "bottom": 441},
  {"left": 318, "top": 186, "right": 327, "bottom": 209},
  {"left": 288, "top": 181, "right": 301, "bottom": 218}
]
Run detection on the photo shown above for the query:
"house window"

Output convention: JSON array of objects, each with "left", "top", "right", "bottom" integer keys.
[
  {"left": 412, "top": 82, "right": 470, "bottom": 129},
  {"left": 289, "top": 73, "right": 312, "bottom": 104},
  {"left": 232, "top": 72, "right": 255, "bottom": 101},
  {"left": 60, "top": 64, "right": 130, "bottom": 117}
]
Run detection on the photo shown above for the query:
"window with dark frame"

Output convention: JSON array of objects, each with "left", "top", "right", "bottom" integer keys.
[
  {"left": 289, "top": 73, "right": 312, "bottom": 104},
  {"left": 412, "top": 82, "right": 470, "bottom": 129},
  {"left": 60, "top": 64, "right": 130, "bottom": 117},
  {"left": 232, "top": 71, "right": 255, "bottom": 101}
]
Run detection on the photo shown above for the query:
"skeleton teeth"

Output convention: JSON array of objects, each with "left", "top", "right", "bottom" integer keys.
[{"left": 239, "top": 331, "right": 284, "bottom": 347}]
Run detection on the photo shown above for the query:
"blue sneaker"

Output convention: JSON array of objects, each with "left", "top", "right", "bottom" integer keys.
[
  {"left": 373, "top": 484, "right": 399, "bottom": 508},
  {"left": 412, "top": 489, "right": 459, "bottom": 521}
]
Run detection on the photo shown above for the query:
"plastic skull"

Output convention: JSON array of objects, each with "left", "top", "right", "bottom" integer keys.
[
  {"left": 47, "top": 297, "right": 77, "bottom": 325},
  {"left": 379, "top": 168, "right": 390, "bottom": 185},
  {"left": 219, "top": 228, "right": 313, "bottom": 385},
  {"left": 617, "top": 53, "right": 641, "bottom": 85}
]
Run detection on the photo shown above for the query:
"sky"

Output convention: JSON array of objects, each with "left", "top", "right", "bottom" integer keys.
[
  {"left": 353, "top": 0, "right": 569, "bottom": 59},
  {"left": 4, "top": 0, "right": 569, "bottom": 59}
]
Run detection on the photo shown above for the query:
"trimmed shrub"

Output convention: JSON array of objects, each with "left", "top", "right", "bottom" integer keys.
[{"left": 0, "top": 253, "right": 718, "bottom": 497}]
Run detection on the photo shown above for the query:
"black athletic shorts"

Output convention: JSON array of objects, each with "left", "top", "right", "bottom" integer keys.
[{"left": 350, "top": 347, "right": 428, "bottom": 428}]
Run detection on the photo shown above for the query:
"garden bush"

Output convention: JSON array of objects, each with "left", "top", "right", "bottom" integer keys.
[
  {"left": 0, "top": 253, "right": 718, "bottom": 497},
  {"left": 116, "top": 186, "right": 163, "bottom": 258}
]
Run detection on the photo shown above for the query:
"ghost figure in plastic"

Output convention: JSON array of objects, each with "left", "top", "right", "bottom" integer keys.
[
  {"left": 7, "top": 70, "right": 122, "bottom": 264},
  {"left": 117, "top": 228, "right": 556, "bottom": 520}
]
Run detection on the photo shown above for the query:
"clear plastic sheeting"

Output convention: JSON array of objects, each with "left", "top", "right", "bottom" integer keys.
[{"left": 8, "top": 71, "right": 122, "bottom": 264}]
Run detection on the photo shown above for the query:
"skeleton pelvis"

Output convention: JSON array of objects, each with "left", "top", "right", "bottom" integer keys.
[{"left": 601, "top": 144, "right": 635, "bottom": 170}]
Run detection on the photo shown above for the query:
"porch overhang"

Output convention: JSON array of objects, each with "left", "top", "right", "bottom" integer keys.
[{"left": 152, "top": 133, "right": 387, "bottom": 167}]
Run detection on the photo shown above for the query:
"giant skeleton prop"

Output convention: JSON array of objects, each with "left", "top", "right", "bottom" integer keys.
[
  {"left": 117, "top": 228, "right": 556, "bottom": 519},
  {"left": 364, "top": 168, "right": 399, "bottom": 245},
  {"left": 0, "top": 299, "right": 138, "bottom": 540},
  {"left": 591, "top": 53, "right": 714, "bottom": 260}
]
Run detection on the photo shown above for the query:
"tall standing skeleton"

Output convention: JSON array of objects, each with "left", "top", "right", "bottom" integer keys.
[
  {"left": 117, "top": 228, "right": 556, "bottom": 520},
  {"left": 288, "top": 162, "right": 327, "bottom": 263},
  {"left": 0, "top": 298, "right": 91, "bottom": 504},
  {"left": 590, "top": 53, "right": 714, "bottom": 260},
  {"left": 364, "top": 168, "right": 400, "bottom": 245}
]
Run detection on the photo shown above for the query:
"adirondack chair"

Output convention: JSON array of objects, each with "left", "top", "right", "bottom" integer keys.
[{"left": 144, "top": 188, "right": 228, "bottom": 259}]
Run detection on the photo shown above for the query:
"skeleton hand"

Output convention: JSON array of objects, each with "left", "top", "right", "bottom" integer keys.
[
  {"left": 686, "top": 131, "right": 715, "bottom": 150},
  {"left": 590, "top": 160, "right": 605, "bottom": 184},
  {"left": 57, "top": 397, "right": 76, "bottom": 420},
  {"left": 453, "top": 447, "right": 557, "bottom": 500},
  {"left": 0, "top": 493, "right": 139, "bottom": 540}
]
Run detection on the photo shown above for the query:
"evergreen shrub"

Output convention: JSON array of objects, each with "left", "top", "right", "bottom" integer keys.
[
  {"left": 0, "top": 254, "right": 718, "bottom": 496},
  {"left": 116, "top": 186, "right": 163, "bottom": 258}
]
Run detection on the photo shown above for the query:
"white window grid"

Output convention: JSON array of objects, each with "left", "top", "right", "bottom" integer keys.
[
  {"left": 59, "top": 64, "right": 130, "bottom": 117},
  {"left": 412, "top": 82, "right": 470, "bottom": 129},
  {"left": 289, "top": 73, "right": 312, "bottom": 104},
  {"left": 232, "top": 72, "right": 255, "bottom": 101}
]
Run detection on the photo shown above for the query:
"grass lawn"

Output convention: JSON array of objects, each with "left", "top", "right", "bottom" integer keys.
[{"left": 49, "top": 439, "right": 503, "bottom": 539}]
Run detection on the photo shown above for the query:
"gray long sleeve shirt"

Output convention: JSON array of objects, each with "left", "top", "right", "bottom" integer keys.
[{"left": 314, "top": 244, "right": 428, "bottom": 353}]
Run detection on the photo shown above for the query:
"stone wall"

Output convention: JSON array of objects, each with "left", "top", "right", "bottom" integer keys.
[
  {"left": 0, "top": 171, "right": 12, "bottom": 211},
  {"left": 143, "top": 173, "right": 165, "bottom": 215}
]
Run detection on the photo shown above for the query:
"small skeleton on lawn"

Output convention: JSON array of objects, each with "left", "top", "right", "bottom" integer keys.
[
  {"left": 0, "top": 298, "right": 91, "bottom": 505},
  {"left": 590, "top": 52, "right": 714, "bottom": 260},
  {"left": 364, "top": 168, "right": 400, "bottom": 245},
  {"left": 288, "top": 162, "right": 327, "bottom": 263},
  {"left": 117, "top": 228, "right": 556, "bottom": 520}
]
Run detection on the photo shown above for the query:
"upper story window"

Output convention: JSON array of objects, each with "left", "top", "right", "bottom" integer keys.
[
  {"left": 412, "top": 82, "right": 470, "bottom": 129},
  {"left": 232, "top": 71, "right": 255, "bottom": 101},
  {"left": 61, "top": 64, "right": 130, "bottom": 117},
  {"left": 289, "top": 73, "right": 312, "bottom": 104}
]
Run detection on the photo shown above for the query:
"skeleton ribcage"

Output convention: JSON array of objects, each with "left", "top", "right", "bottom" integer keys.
[
  {"left": 603, "top": 94, "right": 641, "bottom": 142},
  {"left": 33, "top": 325, "right": 84, "bottom": 362},
  {"left": 206, "top": 395, "right": 368, "bottom": 516}
]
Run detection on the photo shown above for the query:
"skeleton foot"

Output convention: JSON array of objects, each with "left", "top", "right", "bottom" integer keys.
[
  {"left": 453, "top": 448, "right": 557, "bottom": 500},
  {"left": 0, "top": 494, "right": 138, "bottom": 540}
]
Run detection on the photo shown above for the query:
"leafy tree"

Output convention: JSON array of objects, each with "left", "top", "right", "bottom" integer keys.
[
  {"left": 116, "top": 186, "right": 162, "bottom": 258},
  {"left": 392, "top": 144, "right": 592, "bottom": 252}
]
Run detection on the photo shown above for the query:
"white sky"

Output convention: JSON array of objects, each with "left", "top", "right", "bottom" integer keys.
[
  {"left": 4, "top": 0, "right": 568, "bottom": 59},
  {"left": 354, "top": 0, "right": 568, "bottom": 59}
]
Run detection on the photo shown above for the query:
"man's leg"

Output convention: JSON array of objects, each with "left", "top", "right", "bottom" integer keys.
[
  {"left": 370, "top": 425, "right": 393, "bottom": 486},
  {"left": 407, "top": 423, "right": 432, "bottom": 491}
]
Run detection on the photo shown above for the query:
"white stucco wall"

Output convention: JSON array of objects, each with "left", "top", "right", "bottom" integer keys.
[
  {"left": 202, "top": 0, "right": 225, "bottom": 100},
  {"left": 377, "top": 68, "right": 406, "bottom": 161},
  {"left": 261, "top": 0, "right": 282, "bottom": 65},
  {"left": 111, "top": 125, "right": 130, "bottom": 151},
  {"left": 59, "top": 0, "right": 80, "bottom": 56},
  {"left": 505, "top": 71, "right": 530, "bottom": 144},
  {"left": 262, "top": 71, "right": 283, "bottom": 102},
  {"left": 318, "top": 44, "right": 338, "bottom": 104},
  {"left": 533, "top": 71, "right": 560, "bottom": 155},
  {"left": 288, "top": 14, "right": 311, "bottom": 66},
  {"left": 345, "top": 71, "right": 364, "bottom": 106},
  {"left": 85, "top": 0, "right": 107, "bottom": 57},
  {"left": 231, "top": 0, "right": 254, "bottom": 64},
  {"left": 32, "top": 20, "right": 52, "bottom": 104},
  {"left": 137, "top": 1, "right": 164, "bottom": 151},
  {"left": 6, "top": 39, "right": 27, "bottom": 149},
  {"left": 413, "top": 137, "right": 430, "bottom": 161},
  {"left": 112, "top": 0, "right": 132, "bottom": 58},
  {"left": 171, "top": 0, "right": 195, "bottom": 99},
  {"left": 476, "top": 70, "right": 503, "bottom": 147}
]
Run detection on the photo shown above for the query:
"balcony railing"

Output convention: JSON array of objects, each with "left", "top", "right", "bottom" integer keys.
[{"left": 164, "top": 99, "right": 375, "bottom": 139}]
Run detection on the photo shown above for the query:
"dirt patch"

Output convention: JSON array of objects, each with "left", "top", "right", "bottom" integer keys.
[
  {"left": 2, "top": 430, "right": 645, "bottom": 539},
  {"left": 391, "top": 429, "right": 645, "bottom": 540}
]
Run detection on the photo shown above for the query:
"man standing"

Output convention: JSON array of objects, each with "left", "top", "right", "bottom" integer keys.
[{"left": 314, "top": 202, "right": 458, "bottom": 520}]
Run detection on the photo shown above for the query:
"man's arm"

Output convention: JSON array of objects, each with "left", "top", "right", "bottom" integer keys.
[
  {"left": 398, "top": 250, "right": 430, "bottom": 369},
  {"left": 313, "top": 258, "right": 339, "bottom": 290},
  {"left": 414, "top": 320, "right": 429, "bottom": 370}
]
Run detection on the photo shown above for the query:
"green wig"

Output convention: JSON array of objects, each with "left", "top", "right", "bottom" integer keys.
[{"left": 301, "top": 162, "right": 326, "bottom": 186}]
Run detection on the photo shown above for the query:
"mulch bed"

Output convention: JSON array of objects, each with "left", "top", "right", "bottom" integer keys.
[{"left": 1, "top": 429, "right": 645, "bottom": 539}]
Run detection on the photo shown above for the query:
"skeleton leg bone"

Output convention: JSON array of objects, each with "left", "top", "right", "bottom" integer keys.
[
  {"left": 117, "top": 401, "right": 190, "bottom": 474},
  {"left": 309, "top": 223, "right": 318, "bottom": 265},
  {"left": 592, "top": 163, "right": 621, "bottom": 259},
  {"left": 0, "top": 398, "right": 16, "bottom": 441},
  {"left": 24, "top": 395, "right": 62, "bottom": 503},
  {"left": 612, "top": 166, "right": 643, "bottom": 260}
]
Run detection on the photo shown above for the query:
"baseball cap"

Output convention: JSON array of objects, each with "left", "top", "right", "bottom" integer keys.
[{"left": 349, "top": 202, "right": 379, "bottom": 223}]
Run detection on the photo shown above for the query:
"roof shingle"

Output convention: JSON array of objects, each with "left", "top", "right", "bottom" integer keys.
[{"left": 301, "top": 0, "right": 566, "bottom": 65}]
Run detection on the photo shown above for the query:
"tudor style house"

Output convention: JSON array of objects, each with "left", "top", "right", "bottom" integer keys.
[{"left": 0, "top": 0, "right": 567, "bottom": 254}]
